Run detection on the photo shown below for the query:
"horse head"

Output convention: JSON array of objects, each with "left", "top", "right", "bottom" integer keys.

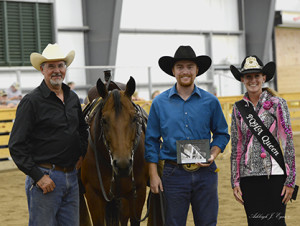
[{"left": 96, "top": 76, "right": 139, "bottom": 177}]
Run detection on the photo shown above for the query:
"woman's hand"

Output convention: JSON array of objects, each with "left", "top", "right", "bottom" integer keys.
[
  {"left": 281, "top": 185, "right": 294, "bottom": 205},
  {"left": 233, "top": 186, "right": 244, "bottom": 205}
]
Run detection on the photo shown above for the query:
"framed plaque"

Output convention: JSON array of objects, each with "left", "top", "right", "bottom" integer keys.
[{"left": 176, "top": 139, "right": 210, "bottom": 164}]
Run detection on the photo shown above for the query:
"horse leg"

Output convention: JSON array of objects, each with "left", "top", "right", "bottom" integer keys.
[
  {"left": 85, "top": 184, "right": 106, "bottom": 226},
  {"left": 120, "top": 198, "right": 141, "bottom": 226},
  {"left": 128, "top": 186, "right": 148, "bottom": 226},
  {"left": 79, "top": 192, "right": 92, "bottom": 226},
  {"left": 78, "top": 169, "right": 92, "bottom": 226},
  {"left": 120, "top": 198, "right": 130, "bottom": 226}
]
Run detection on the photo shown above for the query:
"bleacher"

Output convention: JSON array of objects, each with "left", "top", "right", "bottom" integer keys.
[{"left": 0, "top": 108, "right": 15, "bottom": 160}]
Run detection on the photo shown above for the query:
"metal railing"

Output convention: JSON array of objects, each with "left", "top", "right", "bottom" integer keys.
[{"left": 1, "top": 93, "right": 300, "bottom": 160}]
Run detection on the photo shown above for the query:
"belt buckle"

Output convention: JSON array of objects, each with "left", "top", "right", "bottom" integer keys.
[{"left": 182, "top": 163, "right": 200, "bottom": 172}]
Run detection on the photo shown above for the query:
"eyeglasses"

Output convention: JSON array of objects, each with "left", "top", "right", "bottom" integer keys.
[{"left": 45, "top": 63, "right": 66, "bottom": 70}]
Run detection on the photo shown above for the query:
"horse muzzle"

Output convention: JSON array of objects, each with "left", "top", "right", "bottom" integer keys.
[{"left": 112, "top": 158, "right": 133, "bottom": 177}]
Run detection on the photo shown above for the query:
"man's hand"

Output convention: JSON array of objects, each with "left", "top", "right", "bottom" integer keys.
[
  {"left": 149, "top": 163, "right": 163, "bottom": 194},
  {"left": 76, "top": 156, "right": 83, "bottom": 170},
  {"left": 196, "top": 146, "right": 221, "bottom": 167},
  {"left": 36, "top": 175, "right": 56, "bottom": 194}
]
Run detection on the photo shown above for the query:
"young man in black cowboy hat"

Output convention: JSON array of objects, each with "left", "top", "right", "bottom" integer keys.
[{"left": 145, "top": 45, "right": 230, "bottom": 226}]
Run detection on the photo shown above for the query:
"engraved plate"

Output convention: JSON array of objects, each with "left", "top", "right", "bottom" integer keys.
[{"left": 176, "top": 139, "right": 210, "bottom": 164}]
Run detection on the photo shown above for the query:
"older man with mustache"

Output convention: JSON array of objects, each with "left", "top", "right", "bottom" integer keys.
[{"left": 9, "top": 43, "right": 88, "bottom": 226}]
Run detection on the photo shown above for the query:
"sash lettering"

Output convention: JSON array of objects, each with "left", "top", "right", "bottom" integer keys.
[
  {"left": 246, "top": 114, "right": 263, "bottom": 135},
  {"left": 262, "top": 135, "right": 279, "bottom": 156},
  {"left": 245, "top": 113, "right": 279, "bottom": 156}
]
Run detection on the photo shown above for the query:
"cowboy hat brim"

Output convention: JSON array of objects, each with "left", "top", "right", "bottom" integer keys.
[
  {"left": 158, "top": 55, "right": 212, "bottom": 77},
  {"left": 230, "top": 62, "right": 276, "bottom": 82},
  {"left": 30, "top": 50, "right": 75, "bottom": 71}
]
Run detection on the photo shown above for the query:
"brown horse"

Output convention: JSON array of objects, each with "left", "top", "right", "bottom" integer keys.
[{"left": 80, "top": 76, "right": 153, "bottom": 226}]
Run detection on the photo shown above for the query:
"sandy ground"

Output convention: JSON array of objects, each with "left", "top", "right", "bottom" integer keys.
[{"left": 1, "top": 150, "right": 299, "bottom": 226}]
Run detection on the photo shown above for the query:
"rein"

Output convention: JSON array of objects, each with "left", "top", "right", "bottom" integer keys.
[
  {"left": 87, "top": 95, "right": 145, "bottom": 205},
  {"left": 86, "top": 94, "right": 166, "bottom": 224}
]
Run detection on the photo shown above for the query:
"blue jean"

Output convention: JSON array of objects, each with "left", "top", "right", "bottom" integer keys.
[
  {"left": 25, "top": 167, "right": 79, "bottom": 226},
  {"left": 162, "top": 162, "right": 219, "bottom": 226}
]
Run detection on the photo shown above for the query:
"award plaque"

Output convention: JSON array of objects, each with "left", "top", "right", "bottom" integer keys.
[{"left": 176, "top": 139, "right": 210, "bottom": 164}]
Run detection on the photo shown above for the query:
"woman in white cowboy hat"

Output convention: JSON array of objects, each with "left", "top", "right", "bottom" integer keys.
[
  {"left": 145, "top": 45, "right": 230, "bottom": 226},
  {"left": 230, "top": 56, "right": 296, "bottom": 226},
  {"left": 9, "top": 43, "right": 88, "bottom": 226}
]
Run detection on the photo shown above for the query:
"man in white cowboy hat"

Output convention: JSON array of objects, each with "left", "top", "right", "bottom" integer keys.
[
  {"left": 9, "top": 43, "right": 88, "bottom": 226},
  {"left": 145, "top": 45, "right": 230, "bottom": 225}
]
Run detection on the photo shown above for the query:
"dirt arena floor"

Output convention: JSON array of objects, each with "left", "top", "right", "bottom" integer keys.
[{"left": 1, "top": 149, "right": 299, "bottom": 226}]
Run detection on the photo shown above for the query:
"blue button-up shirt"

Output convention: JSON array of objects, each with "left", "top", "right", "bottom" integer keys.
[{"left": 145, "top": 84, "right": 230, "bottom": 163}]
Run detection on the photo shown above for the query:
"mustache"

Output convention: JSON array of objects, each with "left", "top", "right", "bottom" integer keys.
[{"left": 51, "top": 73, "right": 62, "bottom": 77}]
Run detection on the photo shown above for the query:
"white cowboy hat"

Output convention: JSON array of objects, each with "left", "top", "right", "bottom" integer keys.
[
  {"left": 12, "top": 82, "right": 20, "bottom": 90},
  {"left": 30, "top": 43, "right": 75, "bottom": 71}
]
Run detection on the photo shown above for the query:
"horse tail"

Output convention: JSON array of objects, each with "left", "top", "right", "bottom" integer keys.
[{"left": 105, "top": 198, "right": 121, "bottom": 226}]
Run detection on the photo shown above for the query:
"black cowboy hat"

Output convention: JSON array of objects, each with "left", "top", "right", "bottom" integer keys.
[
  {"left": 158, "top": 45, "right": 212, "bottom": 77},
  {"left": 230, "top": 55, "right": 276, "bottom": 82}
]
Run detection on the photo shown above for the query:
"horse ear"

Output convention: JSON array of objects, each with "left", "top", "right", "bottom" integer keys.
[
  {"left": 96, "top": 78, "right": 108, "bottom": 99},
  {"left": 124, "top": 76, "right": 136, "bottom": 98}
]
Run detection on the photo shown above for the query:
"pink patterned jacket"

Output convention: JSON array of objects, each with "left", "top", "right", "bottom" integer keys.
[{"left": 230, "top": 89, "right": 296, "bottom": 188}]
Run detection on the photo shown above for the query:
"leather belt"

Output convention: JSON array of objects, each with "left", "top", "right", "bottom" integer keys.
[
  {"left": 38, "top": 163, "right": 74, "bottom": 173},
  {"left": 165, "top": 160, "right": 180, "bottom": 166},
  {"left": 164, "top": 160, "right": 200, "bottom": 172}
]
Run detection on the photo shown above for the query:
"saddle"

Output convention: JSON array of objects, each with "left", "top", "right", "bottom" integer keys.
[{"left": 82, "top": 71, "right": 148, "bottom": 132}]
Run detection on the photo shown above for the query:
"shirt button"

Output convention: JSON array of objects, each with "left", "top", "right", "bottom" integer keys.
[
  {"left": 185, "top": 112, "right": 187, "bottom": 115},
  {"left": 186, "top": 125, "right": 188, "bottom": 127},
  {"left": 187, "top": 137, "right": 190, "bottom": 139}
]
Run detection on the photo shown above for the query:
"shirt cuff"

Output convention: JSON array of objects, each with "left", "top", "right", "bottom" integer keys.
[{"left": 29, "top": 166, "right": 44, "bottom": 183}]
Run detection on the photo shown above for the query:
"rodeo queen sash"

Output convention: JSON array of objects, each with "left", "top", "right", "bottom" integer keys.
[{"left": 236, "top": 100, "right": 298, "bottom": 200}]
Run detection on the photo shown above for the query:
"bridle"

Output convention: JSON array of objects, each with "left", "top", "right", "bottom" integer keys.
[
  {"left": 86, "top": 93, "right": 165, "bottom": 224},
  {"left": 87, "top": 92, "right": 145, "bottom": 206},
  {"left": 99, "top": 101, "right": 144, "bottom": 176}
]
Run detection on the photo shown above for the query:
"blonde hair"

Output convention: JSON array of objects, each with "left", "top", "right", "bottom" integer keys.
[{"left": 263, "top": 87, "right": 278, "bottom": 97}]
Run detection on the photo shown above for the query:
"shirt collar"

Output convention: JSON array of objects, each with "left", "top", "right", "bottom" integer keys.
[
  {"left": 168, "top": 83, "right": 201, "bottom": 99},
  {"left": 40, "top": 80, "right": 70, "bottom": 98},
  {"left": 243, "top": 90, "right": 269, "bottom": 106}
]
